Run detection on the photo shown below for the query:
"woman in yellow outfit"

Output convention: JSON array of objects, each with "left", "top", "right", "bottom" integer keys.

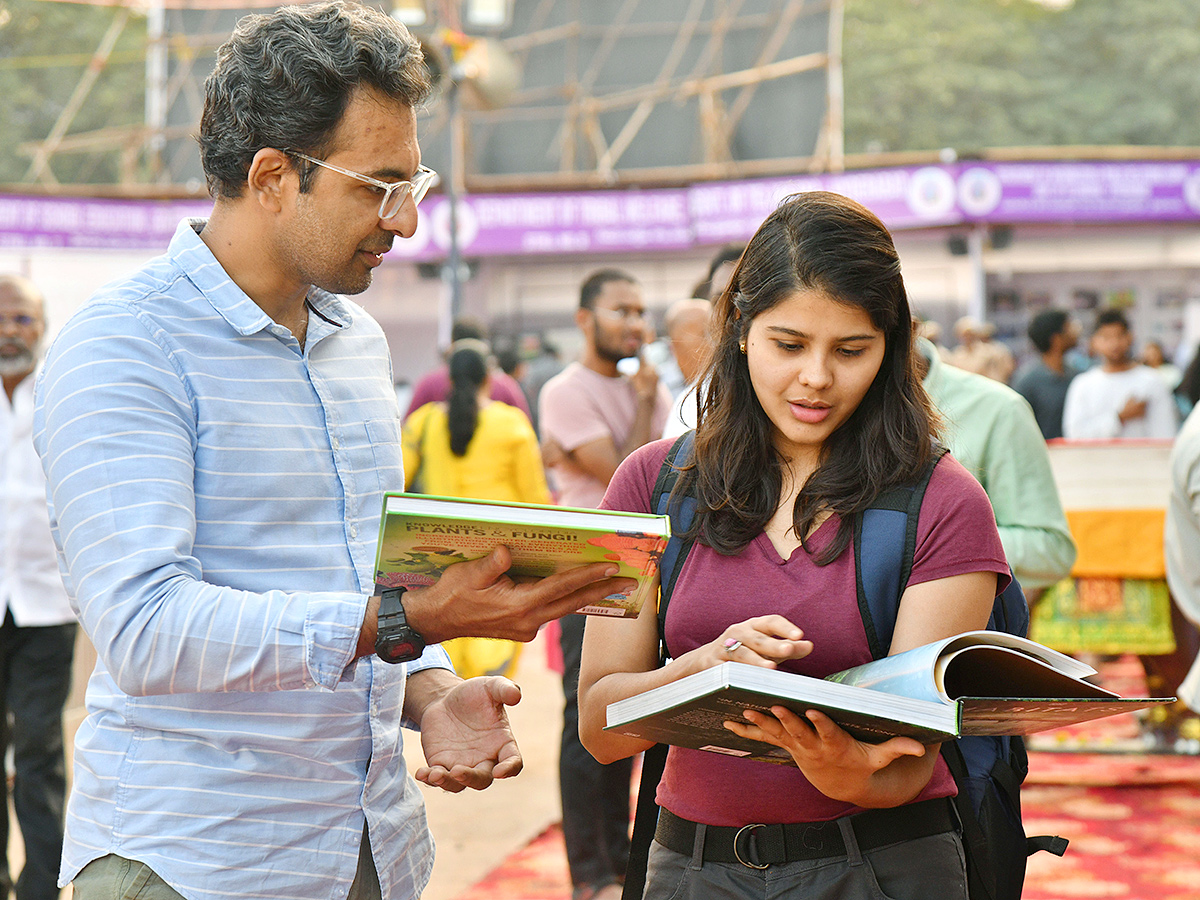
[{"left": 403, "top": 343, "right": 551, "bottom": 678}]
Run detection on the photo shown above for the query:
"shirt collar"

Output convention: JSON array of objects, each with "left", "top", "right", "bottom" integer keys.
[
  {"left": 916, "top": 336, "right": 944, "bottom": 393},
  {"left": 169, "top": 218, "right": 354, "bottom": 335}
]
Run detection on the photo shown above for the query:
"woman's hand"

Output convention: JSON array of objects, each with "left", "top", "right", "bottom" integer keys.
[
  {"left": 725, "top": 707, "right": 933, "bottom": 808},
  {"left": 685, "top": 615, "right": 813, "bottom": 672}
]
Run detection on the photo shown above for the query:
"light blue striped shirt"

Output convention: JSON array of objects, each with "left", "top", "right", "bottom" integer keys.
[{"left": 34, "top": 219, "right": 452, "bottom": 900}]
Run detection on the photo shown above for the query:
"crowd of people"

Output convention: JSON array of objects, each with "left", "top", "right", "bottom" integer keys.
[{"left": 2, "top": 3, "right": 1200, "bottom": 900}]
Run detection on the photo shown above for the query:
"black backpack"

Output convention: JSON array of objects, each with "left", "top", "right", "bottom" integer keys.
[{"left": 622, "top": 431, "right": 1067, "bottom": 900}]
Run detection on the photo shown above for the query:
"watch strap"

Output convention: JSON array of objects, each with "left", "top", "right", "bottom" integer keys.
[{"left": 374, "top": 586, "right": 426, "bottom": 664}]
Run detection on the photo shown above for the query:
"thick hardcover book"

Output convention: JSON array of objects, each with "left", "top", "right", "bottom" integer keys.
[
  {"left": 373, "top": 492, "right": 670, "bottom": 618},
  {"left": 605, "top": 630, "right": 1171, "bottom": 763}
]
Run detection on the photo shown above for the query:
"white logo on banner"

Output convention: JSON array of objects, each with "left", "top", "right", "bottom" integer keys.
[
  {"left": 905, "top": 167, "right": 957, "bottom": 219},
  {"left": 431, "top": 199, "right": 480, "bottom": 252},
  {"left": 1183, "top": 169, "right": 1200, "bottom": 214},
  {"left": 957, "top": 167, "right": 1003, "bottom": 217}
]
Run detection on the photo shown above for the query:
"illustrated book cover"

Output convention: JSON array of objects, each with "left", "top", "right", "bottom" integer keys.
[{"left": 374, "top": 492, "right": 670, "bottom": 617}]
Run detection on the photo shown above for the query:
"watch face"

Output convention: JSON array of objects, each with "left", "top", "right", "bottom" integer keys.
[{"left": 377, "top": 633, "right": 422, "bottom": 664}]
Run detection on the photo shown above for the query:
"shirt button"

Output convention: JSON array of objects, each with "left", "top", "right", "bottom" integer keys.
[
  {"left": 332, "top": 437, "right": 341, "bottom": 450},
  {"left": 350, "top": 525, "right": 358, "bottom": 539}
]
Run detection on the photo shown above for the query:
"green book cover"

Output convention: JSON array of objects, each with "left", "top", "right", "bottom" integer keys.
[{"left": 374, "top": 492, "right": 671, "bottom": 618}]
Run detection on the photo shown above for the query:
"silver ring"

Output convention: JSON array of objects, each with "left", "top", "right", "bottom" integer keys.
[
  {"left": 733, "top": 824, "right": 770, "bottom": 869},
  {"left": 724, "top": 639, "right": 742, "bottom": 655}
]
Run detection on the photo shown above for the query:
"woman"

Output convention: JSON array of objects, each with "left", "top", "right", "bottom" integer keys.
[
  {"left": 404, "top": 343, "right": 551, "bottom": 677},
  {"left": 577, "top": 192, "right": 1010, "bottom": 900}
]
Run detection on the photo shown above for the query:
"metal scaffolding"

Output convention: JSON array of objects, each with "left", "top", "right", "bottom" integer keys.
[{"left": 14, "top": 0, "right": 844, "bottom": 192}]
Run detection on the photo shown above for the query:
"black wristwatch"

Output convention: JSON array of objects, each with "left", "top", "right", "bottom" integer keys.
[{"left": 374, "top": 586, "right": 426, "bottom": 664}]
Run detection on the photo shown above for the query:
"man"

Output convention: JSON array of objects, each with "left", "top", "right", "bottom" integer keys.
[
  {"left": 1063, "top": 308, "right": 1178, "bottom": 439},
  {"left": 1167, "top": 403, "right": 1200, "bottom": 738},
  {"left": 918, "top": 338, "right": 1076, "bottom": 597},
  {"left": 0, "top": 275, "right": 77, "bottom": 900},
  {"left": 689, "top": 242, "right": 744, "bottom": 301},
  {"left": 946, "top": 315, "right": 1016, "bottom": 384},
  {"left": 33, "top": 6, "right": 629, "bottom": 899},
  {"left": 661, "top": 297, "right": 713, "bottom": 439},
  {"left": 519, "top": 334, "right": 564, "bottom": 437},
  {"left": 538, "top": 268, "right": 671, "bottom": 900},
  {"left": 645, "top": 296, "right": 712, "bottom": 405},
  {"left": 403, "top": 317, "right": 531, "bottom": 421},
  {"left": 1012, "top": 309, "right": 1083, "bottom": 440}
]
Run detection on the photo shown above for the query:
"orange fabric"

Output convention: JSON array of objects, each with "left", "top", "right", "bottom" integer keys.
[{"left": 1066, "top": 508, "right": 1166, "bottom": 579}]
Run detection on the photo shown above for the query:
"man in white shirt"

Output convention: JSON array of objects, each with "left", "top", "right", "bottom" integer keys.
[
  {"left": 1063, "top": 308, "right": 1178, "bottom": 439},
  {"left": 1167, "top": 404, "right": 1200, "bottom": 742},
  {"left": 0, "top": 274, "right": 77, "bottom": 900},
  {"left": 662, "top": 297, "right": 713, "bottom": 439}
]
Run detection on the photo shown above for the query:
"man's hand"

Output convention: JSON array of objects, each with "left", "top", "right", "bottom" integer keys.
[
  {"left": 1118, "top": 395, "right": 1148, "bottom": 424},
  {"left": 540, "top": 436, "right": 566, "bottom": 469},
  {"left": 403, "top": 545, "right": 636, "bottom": 644},
  {"left": 412, "top": 674, "right": 523, "bottom": 793},
  {"left": 630, "top": 354, "right": 659, "bottom": 404}
]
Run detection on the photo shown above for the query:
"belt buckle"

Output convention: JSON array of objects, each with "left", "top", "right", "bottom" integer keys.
[{"left": 733, "top": 824, "right": 770, "bottom": 870}]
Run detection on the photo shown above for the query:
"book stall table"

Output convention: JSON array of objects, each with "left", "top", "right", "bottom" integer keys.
[{"left": 1032, "top": 440, "right": 1175, "bottom": 656}]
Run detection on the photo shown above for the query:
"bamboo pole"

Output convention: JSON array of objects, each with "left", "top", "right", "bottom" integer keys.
[
  {"left": 596, "top": 0, "right": 708, "bottom": 177},
  {"left": 24, "top": 4, "right": 131, "bottom": 183}
]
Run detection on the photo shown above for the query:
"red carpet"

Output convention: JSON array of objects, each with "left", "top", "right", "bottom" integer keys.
[{"left": 453, "top": 656, "right": 1200, "bottom": 900}]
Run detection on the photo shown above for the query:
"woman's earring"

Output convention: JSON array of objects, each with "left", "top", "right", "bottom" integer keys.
[{"left": 738, "top": 340, "right": 747, "bottom": 354}]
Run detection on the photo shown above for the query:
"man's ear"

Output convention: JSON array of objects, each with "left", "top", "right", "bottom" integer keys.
[
  {"left": 246, "top": 148, "right": 293, "bottom": 214},
  {"left": 575, "top": 306, "right": 592, "bottom": 334}
]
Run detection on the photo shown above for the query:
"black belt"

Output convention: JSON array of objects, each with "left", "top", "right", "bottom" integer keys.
[{"left": 654, "top": 797, "right": 957, "bottom": 869}]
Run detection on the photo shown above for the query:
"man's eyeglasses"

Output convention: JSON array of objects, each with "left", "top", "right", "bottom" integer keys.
[
  {"left": 0, "top": 314, "right": 37, "bottom": 328},
  {"left": 286, "top": 151, "right": 439, "bottom": 220},
  {"left": 593, "top": 306, "right": 647, "bottom": 323}
]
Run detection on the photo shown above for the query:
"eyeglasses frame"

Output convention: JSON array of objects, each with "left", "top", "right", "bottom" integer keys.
[{"left": 285, "top": 150, "right": 438, "bottom": 220}]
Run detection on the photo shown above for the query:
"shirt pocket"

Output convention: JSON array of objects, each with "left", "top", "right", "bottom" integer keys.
[{"left": 365, "top": 416, "right": 404, "bottom": 494}]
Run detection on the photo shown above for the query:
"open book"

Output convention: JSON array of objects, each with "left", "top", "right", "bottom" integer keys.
[
  {"left": 373, "top": 492, "right": 670, "bottom": 618},
  {"left": 605, "top": 631, "right": 1171, "bottom": 763}
]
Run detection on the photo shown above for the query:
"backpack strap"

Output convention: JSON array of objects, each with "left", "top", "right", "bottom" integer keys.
[
  {"left": 854, "top": 447, "right": 947, "bottom": 657},
  {"left": 651, "top": 430, "right": 698, "bottom": 663},
  {"left": 624, "top": 431, "right": 697, "bottom": 900}
]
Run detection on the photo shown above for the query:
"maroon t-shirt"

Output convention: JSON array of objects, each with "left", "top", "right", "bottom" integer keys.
[{"left": 600, "top": 438, "right": 1011, "bottom": 826}]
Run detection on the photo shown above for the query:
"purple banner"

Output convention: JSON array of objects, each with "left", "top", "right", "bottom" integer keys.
[
  {"left": 388, "top": 187, "right": 694, "bottom": 260},
  {"left": 0, "top": 194, "right": 211, "bottom": 251},
  {"left": 5, "top": 159, "right": 1200, "bottom": 258},
  {"left": 953, "top": 161, "right": 1200, "bottom": 222}
]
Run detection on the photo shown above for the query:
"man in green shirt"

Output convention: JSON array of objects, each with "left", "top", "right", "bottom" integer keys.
[{"left": 918, "top": 338, "right": 1076, "bottom": 597}]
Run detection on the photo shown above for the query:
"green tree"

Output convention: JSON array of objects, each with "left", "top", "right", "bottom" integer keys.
[
  {"left": 844, "top": 0, "right": 1200, "bottom": 154},
  {"left": 0, "top": 0, "right": 146, "bottom": 184}
]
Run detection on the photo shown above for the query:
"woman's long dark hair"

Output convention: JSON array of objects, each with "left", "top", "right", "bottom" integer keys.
[
  {"left": 447, "top": 346, "right": 489, "bottom": 456},
  {"left": 1177, "top": 343, "right": 1200, "bottom": 410},
  {"left": 676, "top": 191, "right": 939, "bottom": 564}
]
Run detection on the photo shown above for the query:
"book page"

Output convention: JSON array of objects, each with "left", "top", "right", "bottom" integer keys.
[
  {"left": 823, "top": 640, "right": 947, "bottom": 704},
  {"left": 936, "top": 646, "right": 1118, "bottom": 701},
  {"left": 824, "top": 631, "right": 1100, "bottom": 705}
]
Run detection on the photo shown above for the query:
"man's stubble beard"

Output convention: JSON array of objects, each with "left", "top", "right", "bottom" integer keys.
[{"left": 593, "top": 331, "right": 639, "bottom": 364}]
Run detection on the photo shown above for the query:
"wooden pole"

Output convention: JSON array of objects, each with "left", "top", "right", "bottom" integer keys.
[{"left": 24, "top": 4, "right": 131, "bottom": 184}]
